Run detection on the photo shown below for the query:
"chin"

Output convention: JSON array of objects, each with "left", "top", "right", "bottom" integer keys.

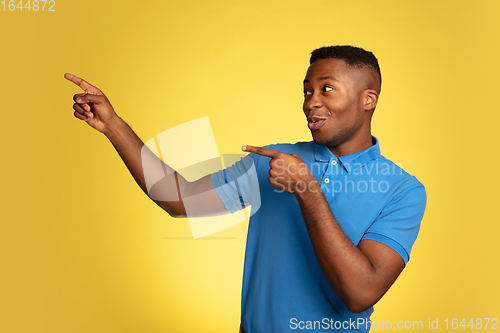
[
  {"left": 312, "top": 124, "right": 361, "bottom": 148},
  {"left": 312, "top": 135, "right": 339, "bottom": 147},
  {"left": 313, "top": 137, "right": 337, "bottom": 147}
]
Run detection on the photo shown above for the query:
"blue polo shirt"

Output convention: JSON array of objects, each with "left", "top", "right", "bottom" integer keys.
[{"left": 211, "top": 137, "right": 426, "bottom": 333}]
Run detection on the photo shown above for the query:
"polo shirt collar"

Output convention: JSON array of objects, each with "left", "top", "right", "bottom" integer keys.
[{"left": 313, "top": 136, "right": 381, "bottom": 173}]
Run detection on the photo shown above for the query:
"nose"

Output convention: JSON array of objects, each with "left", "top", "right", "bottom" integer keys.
[{"left": 304, "top": 93, "right": 323, "bottom": 113}]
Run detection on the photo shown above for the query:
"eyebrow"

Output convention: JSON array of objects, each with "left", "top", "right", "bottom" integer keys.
[{"left": 303, "top": 76, "right": 339, "bottom": 84}]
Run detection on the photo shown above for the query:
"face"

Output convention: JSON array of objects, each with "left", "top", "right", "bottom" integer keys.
[{"left": 303, "top": 58, "right": 369, "bottom": 149}]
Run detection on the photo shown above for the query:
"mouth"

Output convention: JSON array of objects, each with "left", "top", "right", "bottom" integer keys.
[{"left": 307, "top": 116, "right": 326, "bottom": 130}]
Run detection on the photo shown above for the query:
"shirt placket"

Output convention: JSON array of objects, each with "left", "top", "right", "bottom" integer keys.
[{"left": 320, "top": 158, "right": 340, "bottom": 200}]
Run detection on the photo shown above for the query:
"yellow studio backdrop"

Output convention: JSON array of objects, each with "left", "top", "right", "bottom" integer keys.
[{"left": 1, "top": 0, "right": 498, "bottom": 332}]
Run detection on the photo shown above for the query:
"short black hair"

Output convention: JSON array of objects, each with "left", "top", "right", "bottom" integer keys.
[{"left": 310, "top": 45, "right": 381, "bottom": 86}]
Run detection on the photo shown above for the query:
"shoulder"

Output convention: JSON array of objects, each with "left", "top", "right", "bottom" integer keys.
[{"left": 372, "top": 155, "right": 426, "bottom": 206}]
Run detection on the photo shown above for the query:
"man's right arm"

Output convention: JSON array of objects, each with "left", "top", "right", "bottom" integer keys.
[{"left": 65, "top": 73, "right": 229, "bottom": 218}]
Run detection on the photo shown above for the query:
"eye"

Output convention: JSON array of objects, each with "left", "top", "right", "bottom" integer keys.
[
  {"left": 303, "top": 90, "right": 312, "bottom": 97},
  {"left": 323, "top": 86, "right": 333, "bottom": 93}
]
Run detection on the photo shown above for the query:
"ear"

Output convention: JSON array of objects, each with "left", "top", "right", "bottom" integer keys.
[{"left": 363, "top": 89, "right": 379, "bottom": 111}]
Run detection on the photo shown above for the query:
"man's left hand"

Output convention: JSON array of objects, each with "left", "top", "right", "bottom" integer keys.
[{"left": 242, "top": 145, "right": 319, "bottom": 194}]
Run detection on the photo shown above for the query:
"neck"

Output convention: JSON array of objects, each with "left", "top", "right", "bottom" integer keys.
[{"left": 328, "top": 129, "right": 373, "bottom": 158}]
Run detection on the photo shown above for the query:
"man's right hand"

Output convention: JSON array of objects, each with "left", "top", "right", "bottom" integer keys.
[{"left": 64, "top": 73, "right": 118, "bottom": 134}]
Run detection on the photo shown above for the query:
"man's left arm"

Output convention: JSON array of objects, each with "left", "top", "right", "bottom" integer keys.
[{"left": 242, "top": 145, "right": 410, "bottom": 314}]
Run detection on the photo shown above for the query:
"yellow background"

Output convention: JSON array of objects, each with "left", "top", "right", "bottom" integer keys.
[{"left": 1, "top": 0, "right": 499, "bottom": 332}]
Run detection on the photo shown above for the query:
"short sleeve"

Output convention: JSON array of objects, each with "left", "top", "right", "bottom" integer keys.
[
  {"left": 210, "top": 154, "right": 261, "bottom": 214},
  {"left": 361, "top": 176, "right": 427, "bottom": 264}
]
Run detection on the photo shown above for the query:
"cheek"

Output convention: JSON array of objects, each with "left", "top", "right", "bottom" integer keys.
[
  {"left": 325, "top": 102, "right": 346, "bottom": 119},
  {"left": 326, "top": 96, "right": 357, "bottom": 117}
]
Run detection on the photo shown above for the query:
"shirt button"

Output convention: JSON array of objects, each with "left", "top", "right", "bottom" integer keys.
[
  {"left": 324, "top": 178, "right": 330, "bottom": 184},
  {"left": 331, "top": 160, "right": 337, "bottom": 165}
]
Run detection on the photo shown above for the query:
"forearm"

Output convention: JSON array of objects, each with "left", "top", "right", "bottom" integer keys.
[
  {"left": 295, "top": 181, "right": 382, "bottom": 312},
  {"left": 102, "top": 116, "right": 188, "bottom": 216}
]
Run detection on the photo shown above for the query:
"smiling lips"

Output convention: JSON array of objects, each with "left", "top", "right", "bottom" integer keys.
[{"left": 307, "top": 116, "right": 326, "bottom": 130}]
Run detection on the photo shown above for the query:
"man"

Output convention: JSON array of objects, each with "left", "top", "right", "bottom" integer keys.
[{"left": 66, "top": 45, "right": 426, "bottom": 333}]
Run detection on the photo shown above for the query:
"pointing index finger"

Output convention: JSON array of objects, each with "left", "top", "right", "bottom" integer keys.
[
  {"left": 64, "top": 73, "right": 103, "bottom": 95},
  {"left": 242, "top": 145, "right": 281, "bottom": 158}
]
